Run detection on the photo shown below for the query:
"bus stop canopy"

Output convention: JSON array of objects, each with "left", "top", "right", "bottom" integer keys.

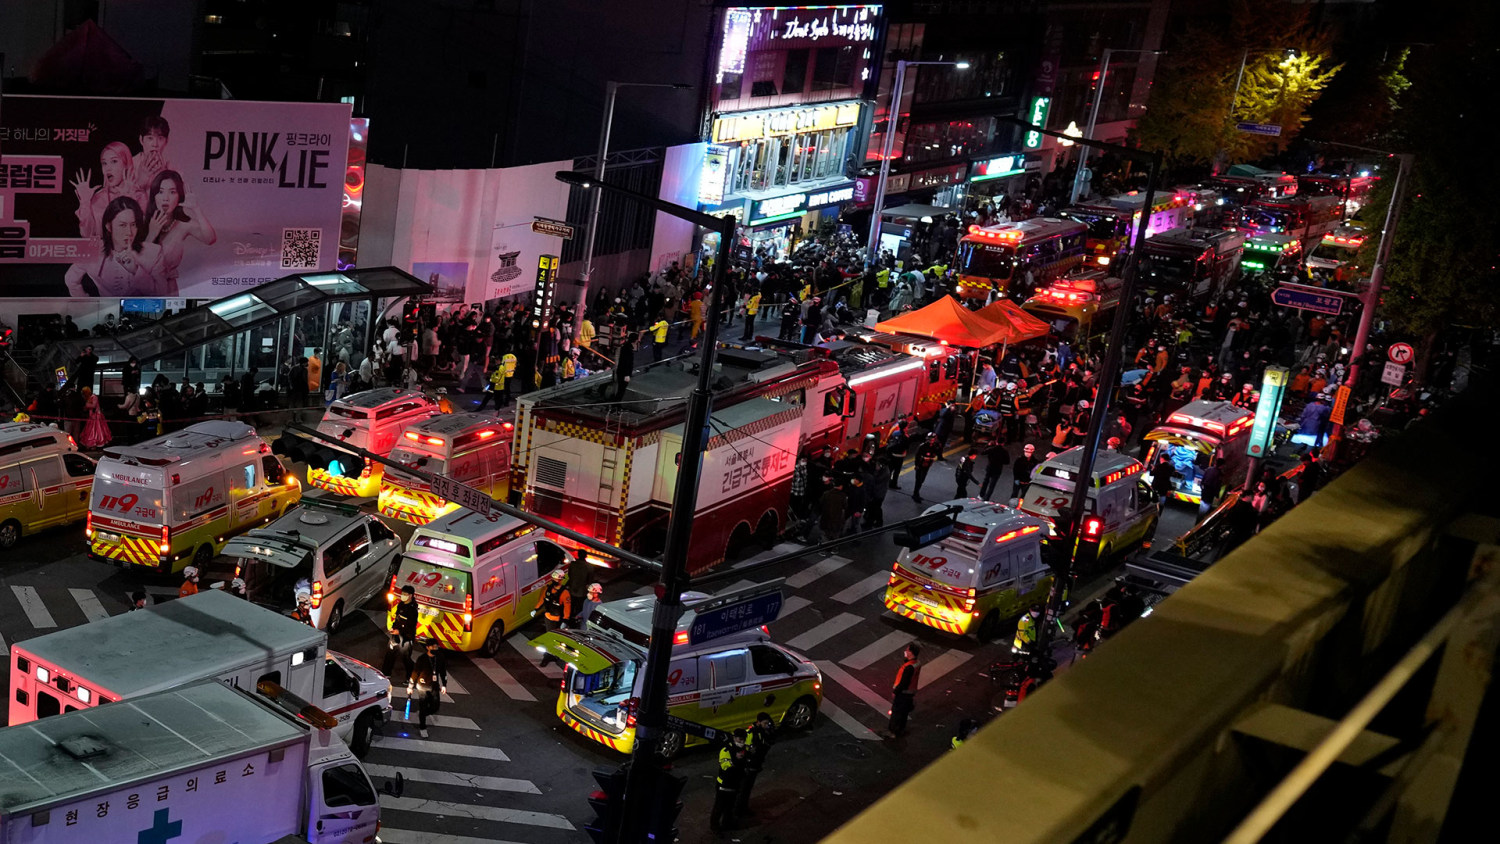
[{"left": 875, "top": 296, "right": 1017, "bottom": 348}]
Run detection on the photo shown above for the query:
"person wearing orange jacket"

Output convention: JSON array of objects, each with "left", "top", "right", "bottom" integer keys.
[{"left": 536, "top": 570, "right": 572, "bottom": 668}]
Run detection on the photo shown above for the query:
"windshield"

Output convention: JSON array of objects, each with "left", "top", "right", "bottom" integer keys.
[
  {"left": 1145, "top": 251, "right": 1201, "bottom": 282},
  {"left": 394, "top": 556, "right": 472, "bottom": 605},
  {"left": 1064, "top": 210, "right": 1125, "bottom": 241},
  {"left": 90, "top": 475, "right": 165, "bottom": 525},
  {"left": 959, "top": 241, "right": 1016, "bottom": 280},
  {"left": 1239, "top": 206, "right": 1294, "bottom": 231}
]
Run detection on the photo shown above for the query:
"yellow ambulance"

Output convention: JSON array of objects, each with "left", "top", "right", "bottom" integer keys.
[
  {"left": 87, "top": 421, "right": 301, "bottom": 573},
  {"left": 1018, "top": 447, "right": 1161, "bottom": 562},
  {"left": 378, "top": 412, "right": 515, "bottom": 525},
  {"left": 386, "top": 508, "right": 566, "bottom": 655},
  {"left": 0, "top": 422, "right": 96, "bottom": 549},
  {"left": 311, "top": 387, "right": 439, "bottom": 497},
  {"left": 884, "top": 500, "right": 1053, "bottom": 638}
]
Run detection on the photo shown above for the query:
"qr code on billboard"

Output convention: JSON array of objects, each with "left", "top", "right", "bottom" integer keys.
[{"left": 281, "top": 228, "right": 322, "bottom": 269}]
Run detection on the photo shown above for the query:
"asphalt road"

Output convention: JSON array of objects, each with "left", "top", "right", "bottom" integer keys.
[{"left": 0, "top": 431, "right": 1197, "bottom": 844}]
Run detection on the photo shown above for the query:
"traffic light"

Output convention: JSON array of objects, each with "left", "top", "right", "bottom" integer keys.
[
  {"left": 585, "top": 764, "right": 628, "bottom": 844},
  {"left": 642, "top": 769, "right": 685, "bottom": 843},
  {"left": 1072, "top": 514, "right": 1105, "bottom": 566},
  {"left": 271, "top": 435, "right": 360, "bottom": 478},
  {"left": 893, "top": 509, "right": 958, "bottom": 550}
]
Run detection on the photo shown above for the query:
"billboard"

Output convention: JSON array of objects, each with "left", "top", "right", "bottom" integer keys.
[{"left": 0, "top": 95, "right": 353, "bottom": 299}]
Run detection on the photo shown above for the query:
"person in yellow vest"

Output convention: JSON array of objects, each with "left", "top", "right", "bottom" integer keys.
[
  {"left": 689, "top": 293, "right": 705, "bottom": 339},
  {"left": 561, "top": 353, "right": 576, "bottom": 381},
  {"left": 649, "top": 314, "right": 671, "bottom": 361},
  {"left": 577, "top": 316, "right": 596, "bottom": 351},
  {"left": 476, "top": 359, "right": 506, "bottom": 410},
  {"left": 741, "top": 290, "right": 761, "bottom": 341},
  {"left": 501, "top": 352, "right": 517, "bottom": 402},
  {"left": 1012, "top": 606, "right": 1040, "bottom": 656}
]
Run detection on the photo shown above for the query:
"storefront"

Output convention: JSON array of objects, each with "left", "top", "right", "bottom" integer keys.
[
  {"left": 967, "top": 152, "right": 1041, "bottom": 211},
  {"left": 743, "top": 181, "right": 856, "bottom": 259}
]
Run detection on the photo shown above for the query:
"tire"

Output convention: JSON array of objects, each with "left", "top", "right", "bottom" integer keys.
[
  {"left": 657, "top": 729, "right": 685, "bottom": 761},
  {"left": 350, "top": 709, "right": 376, "bottom": 758},
  {"left": 480, "top": 621, "right": 505, "bottom": 657},
  {"left": 783, "top": 696, "right": 818, "bottom": 731},
  {"left": 726, "top": 523, "right": 753, "bottom": 558},
  {"left": 976, "top": 611, "right": 1000, "bottom": 642},
  {"left": 194, "top": 544, "right": 214, "bottom": 567},
  {"left": 754, "top": 511, "right": 779, "bottom": 548},
  {"left": 326, "top": 601, "right": 345, "bottom": 633},
  {"left": 0, "top": 520, "right": 20, "bottom": 549}
]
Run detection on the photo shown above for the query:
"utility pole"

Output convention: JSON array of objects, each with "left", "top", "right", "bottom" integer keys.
[
  {"left": 1069, "top": 49, "right": 1161, "bottom": 205},
  {"left": 866, "top": 60, "right": 968, "bottom": 261}
]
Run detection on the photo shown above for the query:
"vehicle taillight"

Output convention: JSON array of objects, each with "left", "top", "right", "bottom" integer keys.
[
  {"left": 462, "top": 594, "right": 473, "bottom": 631},
  {"left": 964, "top": 587, "right": 976, "bottom": 612},
  {"left": 360, "top": 458, "right": 373, "bottom": 478},
  {"left": 386, "top": 574, "right": 398, "bottom": 603},
  {"left": 68, "top": 435, "right": 78, "bottom": 449},
  {"left": 85, "top": 512, "right": 94, "bottom": 539},
  {"left": 159, "top": 525, "right": 171, "bottom": 554},
  {"left": 234, "top": 563, "right": 242, "bottom": 577},
  {"left": 624, "top": 697, "right": 639, "bottom": 728},
  {"left": 888, "top": 572, "right": 898, "bottom": 585},
  {"left": 311, "top": 580, "right": 323, "bottom": 609}
]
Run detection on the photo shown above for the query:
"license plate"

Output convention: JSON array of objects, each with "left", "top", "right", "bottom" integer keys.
[{"left": 96, "top": 531, "right": 119, "bottom": 543}]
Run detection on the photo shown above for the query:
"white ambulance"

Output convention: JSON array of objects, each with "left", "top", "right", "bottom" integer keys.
[
  {"left": 311, "top": 387, "right": 440, "bottom": 497},
  {"left": 87, "top": 421, "right": 301, "bottom": 574},
  {"left": 0, "top": 422, "right": 95, "bottom": 549},
  {"left": 1018, "top": 447, "right": 1161, "bottom": 562},
  {"left": 379, "top": 412, "right": 515, "bottom": 525}
]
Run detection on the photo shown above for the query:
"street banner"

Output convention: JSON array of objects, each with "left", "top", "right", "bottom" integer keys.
[{"left": 0, "top": 95, "right": 353, "bottom": 299}]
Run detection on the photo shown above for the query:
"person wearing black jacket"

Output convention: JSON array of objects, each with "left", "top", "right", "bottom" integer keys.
[
  {"left": 383, "top": 586, "right": 419, "bottom": 684},
  {"left": 737, "top": 713, "right": 777, "bottom": 817},
  {"left": 911, "top": 435, "right": 944, "bottom": 503},
  {"left": 884, "top": 420, "right": 911, "bottom": 489},
  {"left": 409, "top": 638, "right": 448, "bottom": 738},
  {"left": 883, "top": 643, "right": 921, "bottom": 738},
  {"left": 979, "top": 441, "right": 1010, "bottom": 500},
  {"left": 1011, "top": 443, "right": 1038, "bottom": 501}
]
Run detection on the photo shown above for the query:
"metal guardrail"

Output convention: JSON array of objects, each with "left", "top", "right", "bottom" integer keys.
[{"left": 822, "top": 386, "right": 1496, "bottom": 844}]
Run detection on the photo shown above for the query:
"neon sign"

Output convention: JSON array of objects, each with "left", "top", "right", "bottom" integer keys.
[{"left": 1024, "top": 97, "right": 1051, "bottom": 149}]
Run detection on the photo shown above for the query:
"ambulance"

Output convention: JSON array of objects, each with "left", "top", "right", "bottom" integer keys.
[
  {"left": 1142, "top": 401, "right": 1255, "bottom": 504},
  {"left": 1018, "top": 447, "right": 1161, "bottom": 562},
  {"left": 0, "top": 422, "right": 95, "bottom": 549},
  {"left": 311, "top": 387, "right": 440, "bottom": 497},
  {"left": 386, "top": 508, "right": 568, "bottom": 656},
  {"left": 1021, "top": 270, "right": 1124, "bottom": 339},
  {"left": 1240, "top": 232, "right": 1303, "bottom": 275},
  {"left": 378, "top": 412, "right": 515, "bottom": 525},
  {"left": 533, "top": 590, "right": 822, "bottom": 759},
  {"left": 883, "top": 500, "right": 1052, "bottom": 638},
  {"left": 87, "top": 421, "right": 301, "bottom": 574}
]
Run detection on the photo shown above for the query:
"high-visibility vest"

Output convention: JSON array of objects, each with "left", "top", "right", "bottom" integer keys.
[
  {"left": 651, "top": 320, "right": 669, "bottom": 343},
  {"left": 747, "top": 293, "right": 761, "bottom": 315},
  {"left": 502, "top": 353, "right": 517, "bottom": 377}
]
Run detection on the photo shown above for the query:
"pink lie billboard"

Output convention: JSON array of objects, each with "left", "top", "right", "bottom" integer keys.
[{"left": 0, "top": 96, "right": 354, "bottom": 299}]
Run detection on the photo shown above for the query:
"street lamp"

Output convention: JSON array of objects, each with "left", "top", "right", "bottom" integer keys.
[
  {"left": 865, "top": 59, "right": 969, "bottom": 261},
  {"left": 577, "top": 81, "right": 691, "bottom": 324},
  {"left": 1068, "top": 48, "right": 1163, "bottom": 205}
]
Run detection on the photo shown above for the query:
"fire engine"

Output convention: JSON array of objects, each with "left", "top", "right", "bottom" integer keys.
[
  {"left": 1062, "top": 191, "right": 1195, "bottom": 267},
  {"left": 513, "top": 348, "right": 851, "bottom": 574},
  {"left": 850, "top": 331, "right": 967, "bottom": 418}
]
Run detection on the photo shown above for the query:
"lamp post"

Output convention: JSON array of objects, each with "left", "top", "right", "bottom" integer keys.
[
  {"left": 577, "top": 81, "right": 691, "bottom": 325},
  {"left": 1069, "top": 48, "right": 1162, "bottom": 205},
  {"left": 865, "top": 59, "right": 969, "bottom": 261},
  {"left": 555, "top": 169, "right": 734, "bottom": 842}
]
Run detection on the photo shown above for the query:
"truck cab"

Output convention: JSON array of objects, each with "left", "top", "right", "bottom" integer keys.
[
  {"left": 884, "top": 500, "right": 1052, "bottom": 638},
  {"left": 312, "top": 387, "right": 440, "bottom": 497},
  {"left": 1018, "top": 447, "right": 1161, "bottom": 561}
]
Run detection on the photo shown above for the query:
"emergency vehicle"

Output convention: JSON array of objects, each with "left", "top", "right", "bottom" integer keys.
[
  {"left": 955, "top": 217, "right": 1088, "bottom": 299},
  {"left": 87, "top": 421, "right": 300, "bottom": 573},
  {"left": 1142, "top": 401, "right": 1255, "bottom": 504},
  {"left": 1241, "top": 232, "right": 1303, "bottom": 274},
  {"left": 1142, "top": 226, "right": 1245, "bottom": 302},
  {"left": 311, "top": 387, "right": 440, "bottom": 497},
  {"left": 534, "top": 590, "right": 822, "bottom": 758},
  {"left": 1018, "top": 447, "right": 1160, "bottom": 562},
  {"left": 883, "top": 500, "right": 1052, "bottom": 638},
  {"left": 386, "top": 508, "right": 568, "bottom": 655},
  {"left": 1063, "top": 191, "right": 1195, "bottom": 266},
  {"left": 0, "top": 422, "right": 95, "bottom": 549},
  {"left": 1203, "top": 171, "right": 1298, "bottom": 209},
  {"left": 514, "top": 348, "right": 847, "bottom": 574},
  {"left": 1298, "top": 171, "right": 1376, "bottom": 218},
  {"left": 1021, "top": 270, "right": 1124, "bottom": 338},
  {"left": 1306, "top": 223, "right": 1367, "bottom": 274},
  {"left": 379, "top": 412, "right": 516, "bottom": 524},
  {"left": 848, "top": 332, "right": 968, "bottom": 421},
  {"left": 1235, "top": 194, "right": 1344, "bottom": 247}
]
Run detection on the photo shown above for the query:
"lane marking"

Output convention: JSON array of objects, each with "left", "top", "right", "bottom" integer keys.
[
  {"left": 0, "top": 632, "right": 7, "bottom": 658},
  {"left": 819, "top": 699, "right": 882, "bottom": 741},
  {"left": 468, "top": 656, "right": 536, "bottom": 702},
  {"left": 378, "top": 830, "right": 531, "bottom": 844},
  {"left": 830, "top": 572, "right": 891, "bottom": 605},
  {"left": 784, "top": 555, "right": 852, "bottom": 589},
  {"left": 786, "top": 612, "right": 862, "bottom": 651},
  {"left": 839, "top": 631, "right": 912, "bottom": 671},
  {"left": 918, "top": 649, "right": 976, "bottom": 690},
  {"left": 11, "top": 586, "right": 56, "bottom": 629},
  {"left": 69, "top": 588, "right": 110, "bottom": 623},
  {"left": 369, "top": 735, "right": 509, "bottom": 761},
  {"left": 363, "top": 763, "right": 539, "bottom": 794},
  {"left": 389, "top": 712, "right": 482, "bottom": 731},
  {"left": 816, "top": 660, "right": 892, "bottom": 714},
  {"left": 509, "top": 633, "right": 564, "bottom": 677},
  {"left": 379, "top": 796, "right": 574, "bottom": 830}
]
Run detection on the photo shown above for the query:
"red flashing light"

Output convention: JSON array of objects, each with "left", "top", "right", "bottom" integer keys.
[
  {"left": 1082, "top": 516, "right": 1103, "bottom": 538},
  {"left": 463, "top": 593, "right": 473, "bottom": 631},
  {"left": 672, "top": 630, "right": 690, "bottom": 646},
  {"left": 502, "top": 422, "right": 515, "bottom": 431},
  {"left": 405, "top": 432, "right": 420, "bottom": 441},
  {"left": 994, "top": 524, "right": 1042, "bottom": 544},
  {"left": 478, "top": 430, "right": 496, "bottom": 439},
  {"left": 425, "top": 436, "right": 444, "bottom": 446},
  {"left": 159, "top": 524, "right": 171, "bottom": 555},
  {"left": 85, "top": 511, "right": 94, "bottom": 539}
]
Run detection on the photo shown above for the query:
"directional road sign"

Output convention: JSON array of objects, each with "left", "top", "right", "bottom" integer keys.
[
  {"left": 686, "top": 582, "right": 785, "bottom": 645},
  {"left": 1235, "top": 122, "right": 1283, "bottom": 137},
  {"left": 531, "top": 218, "right": 575, "bottom": 239},
  {"left": 1388, "top": 342, "right": 1415, "bottom": 365},
  {"left": 1272, "top": 285, "right": 1344, "bottom": 315},
  {"left": 430, "top": 475, "right": 493, "bottom": 516}
]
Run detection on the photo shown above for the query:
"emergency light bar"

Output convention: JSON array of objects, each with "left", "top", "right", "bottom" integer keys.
[{"left": 1101, "top": 463, "right": 1144, "bottom": 485}]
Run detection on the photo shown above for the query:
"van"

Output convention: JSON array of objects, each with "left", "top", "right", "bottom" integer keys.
[
  {"left": 87, "top": 421, "right": 302, "bottom": 574},
  {"left": 884, "top": 500, "right": 1052, "bottom": 638},
  {"left": 379, "top": 412, "right": 515, "bottom": 525},
  {"left": 1018, "top": 447, "right": 1161, "bottom": 561},
  {"left": 1142, "top": 401, "right": 1255, "bottom": 504},
  {"left": 223, "top": 497, "right": 404, "bottom": 631},
  {"left": 0, "top": 422, "right": 96, "bottom": 549},
  {"left": 387, "top": 508, "right": 567, "bottom": 655},
  {"left": 534, "top": 592, "right": 822, "bottom": 759},
  {"left": 312, "top": 387, "right": 440, "bottom": 497}
]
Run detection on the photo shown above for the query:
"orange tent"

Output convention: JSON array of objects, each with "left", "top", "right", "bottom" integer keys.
[
  {"left": 875, "top": 296, "right": 1015, "bottom": 347},
  {"left": 975, "top": 299, "right": 1051, "bottom": 345}
]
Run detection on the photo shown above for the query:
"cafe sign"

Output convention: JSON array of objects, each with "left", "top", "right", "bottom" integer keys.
[{"left": 713, "top": 101, "right": 862, "bottom": 144}]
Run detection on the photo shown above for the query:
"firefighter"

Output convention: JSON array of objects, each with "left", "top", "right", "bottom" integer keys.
[
  {"left": 409, "top": 637, "right": 448, "bottom": 738},
  {"left": 737, "top": 712, "right": 776, "bottom": 817},
  {"left": 911, "top": 434, "right": 943, "bottom": 504},
  {"left": 711, "top": 730, "right": 748, "bottom": 832},
  {"left": 179, "top": 566, "right": 200, "bottom": 598},
  {"left": 383, "top": 585, "right": 419, "bottom": 685},
  {"left": 536, "top": 570, "right": 572, "bottom": 668},
  {"left": 955, "top": 449, "right": 978, "bottom": 498},
  {"left": 291, "top": 587, "right": 315, "bottom": 626},
  {"left": 1012, "top": 606, "right": 1040, "bottom": 656}
]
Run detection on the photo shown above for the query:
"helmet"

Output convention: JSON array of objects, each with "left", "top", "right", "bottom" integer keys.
[
  {"left": 183, "top": 566, "right": 199, "bottom": 579},
  {"left": 1078, "top": 400, "right": 1090, "bottom": 410},
  {"left": 550, "top": 569, "right": 566, "bottom": 582},
  {"left": 295, "top": 588, "right": 311, "bottom": 604},
  {"left": 437, "top": 387, "right": 448, "bottom": 395},
  {"left": 587, "top": 583, "right": 604, "bottom": 597},
  {"left": 231, "top": 577, "right": 246, "bottom": 591},
  {"left": 1243, "top": 384, "right": 1254, "bottom": 391}
]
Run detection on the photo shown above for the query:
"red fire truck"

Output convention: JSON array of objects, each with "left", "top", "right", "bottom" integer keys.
[
  {"left": 1234, "top": 194, "right": 1344, "bottom": 249},
  {"left": 513, "top": 348, "right": 851, "bottom": 574},
  {"left": 840, "top": 332, "right": 967, "bottom": 422}
]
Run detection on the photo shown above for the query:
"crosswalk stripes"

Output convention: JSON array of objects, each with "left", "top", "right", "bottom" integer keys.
[
  {"left": 379, "top": 829, "right": 532, "bottom": 844},
  {"left": 369, "top": 735, "right": 510, "bottom": 761},
  {"left": 68, "top": 588, "right": 110, "bottom": 622},
  {"left": 467, "top": 655, "right": 536, "bottom": 702},
  {"left": 779, "top": 595, "right": 812, "bottom": 619},
  {"left": 508, "top": 632, "right": 564, "bottom": 677},
  {"left": 379, "top": 796, "right": 574, "bottom": 831},
  {"left": 11, "top": 586, "right": 56, "bottom": 629},
  {"left": 389, "top": 713, "right": 482, "bottom": 731},
  {"left": 786, "top": 612, "right": 863, "bottom": 651},
  {"left": 840, "top": 631, "right": 912, "bottom": 670},
  {"left": 819, "top": 699, "right": 881, "bottom": 741},
  {"left": 816, "top": 660, "right": 894, "bottom": 715},
  {"left": 0, "top": 632, "right": 8, "bottom": 657},
  {"left": 830, "top": 571, "right": 892, "bottom": 605},
  {"left": 784, "top": 554, "right": 852, "bottom": 588},
  {"left": 362, "top": 763, "right": 540, "bottom": 794},
  {"left": 917, "top": 649, "right": 975, "bottom": 690}
]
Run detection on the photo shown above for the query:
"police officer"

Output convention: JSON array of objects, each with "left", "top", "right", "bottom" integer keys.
[
  {"left": 883, "top": 643, "right": 921, "bottom": 739},
  {"left": 383, "top": 585, "right": 419, "bottom": 684},
  {"left": 710, "top": 729, "right": 748, "bottom": 832},
  {"left": 409, "top": 637, "right": 448, "bottom": 738},
  {"left": 736, "top": 712, "right": 776, "bottom": 818},
  {"left": 1012, "top": 606, "right": 1040, "bottom": 656},
  {"left": 537, "top": 570, "right": 572, "bottom": 668}
]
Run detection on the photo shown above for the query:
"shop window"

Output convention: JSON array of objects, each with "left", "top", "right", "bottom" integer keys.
[
  {"left": 812, "top": 46, "right": 854, "bottom": 91},
  {"left": 751, "top": 79, "right": 778, "bottom": 98},
  {"left": 783, "top": 49, "right": 809, "bottom": 94},
  {"left": 721, "top": 72, "right": 743, "bottom": 101}
]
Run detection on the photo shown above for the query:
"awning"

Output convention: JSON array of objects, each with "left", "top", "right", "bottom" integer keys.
[
  {"left": 878, "top": 203, "right": 956, "bottom": 220},
  {"left": 973, "top": 300, "right": 1052, "bottom": 345},
  {"left": 875, "top": 297, "right": 1013, "bottom": 348}
]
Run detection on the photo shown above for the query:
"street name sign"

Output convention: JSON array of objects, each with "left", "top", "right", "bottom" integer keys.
[
  {"left": 431, "top": 475, "right": 493, "bottom": 516},
  {"left": 1235, "top": 122, "right": 1283, "bottom": 137},
  {"left": 1272, "top": 285, "right": 1344, "bottom": 315},
  {"left": 686, "top": 581, "right": 785, "bottom": 645},
  {"left": 531, "top": 218, "right": 575, "bottom": 239}
]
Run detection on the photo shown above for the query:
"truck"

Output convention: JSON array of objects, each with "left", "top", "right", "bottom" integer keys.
[
  {"left": 514, "top": 348, "right": 848, "bottom": 574},
  {"left": 1234, "top": 194, "right": 1344, "bottom": 249},
  {"left": 1062, "top": 191, "right": 1195, "bottom": 266},
  {"left": 1021, "top": 269, "right": 1123, "bottom": 339},
  {"left": 1141, "top": 226, "right": 1245, "bottom": 302},
  {"left": 8, "top": 590, "right": 390, "bottom": 756},
  {"left": 0, "top": 680, "right": 383, "bottom": 844}
]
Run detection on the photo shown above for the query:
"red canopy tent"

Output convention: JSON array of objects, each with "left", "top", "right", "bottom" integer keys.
[
  {"left": 975, "top": 299, "right": 1051, "bottom": 345},
  {"left": 875, "top": 296, "right": 1012, "bottom": 348}
]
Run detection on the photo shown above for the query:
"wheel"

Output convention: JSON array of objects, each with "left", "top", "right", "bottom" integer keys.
[
  {"left": 754, "top": 511, "right": 779, "bottom": 548},
  {"left": 976, "top": 611, "right": 1000, "bottom": 641},
  {"left": 480, "top": 621, "right": 505, "bottom": 657},
  {"left": 326, "top": 601, "right": 345, "bottom": 633},
  {"left": 350, "top": 709, "right": 376, "bottom": 758},
  {"left": 782, "top": 697, "right": 818, "bottom": 731},
  {"left": 0, "top": 520, "right": 19, "bottom": 549},
  {"left": 727, "top": 523, "right": 753, "bottom": 557},
  {"left": 657, "top": 729, "right": 685, "bottom": 761},
  {"left": 194, "top": 544, "right": 214, "bottom": 567}
]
